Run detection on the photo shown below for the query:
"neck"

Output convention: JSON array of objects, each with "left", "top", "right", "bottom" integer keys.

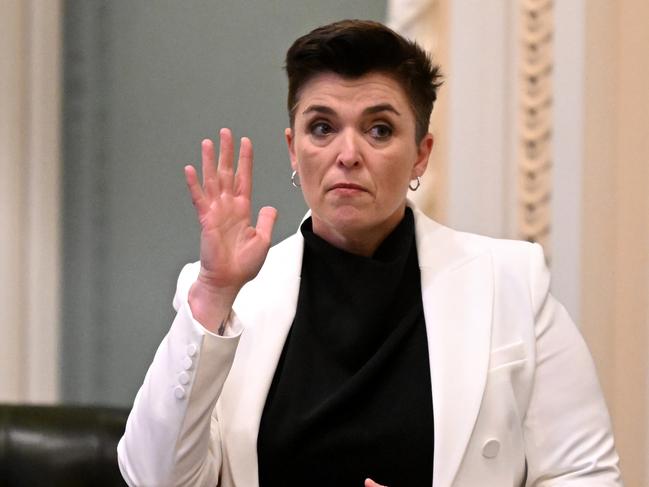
[{"left": 311, "top": 207, "right": 406, "bottom": 257}]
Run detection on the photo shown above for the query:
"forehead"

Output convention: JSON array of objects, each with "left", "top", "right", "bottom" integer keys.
[{"left": 295, "top": 72, "right": 411, "bottom": 115}]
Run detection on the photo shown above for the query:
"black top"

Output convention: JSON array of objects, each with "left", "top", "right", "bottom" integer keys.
[{"left": 257, "top": 209, "right": 434, "bottom": 487}]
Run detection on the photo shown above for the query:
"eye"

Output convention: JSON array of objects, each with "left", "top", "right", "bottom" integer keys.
[
  {"left": 310, "top": 121, "right": 334, "bottom": 137},
  {"left": 368, "top": 123, "right": 393, "bottom": 140}
]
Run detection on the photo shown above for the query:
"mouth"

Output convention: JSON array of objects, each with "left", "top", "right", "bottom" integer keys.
[{"left": 329, "top": 182, "right": 368, "bottom": 192}]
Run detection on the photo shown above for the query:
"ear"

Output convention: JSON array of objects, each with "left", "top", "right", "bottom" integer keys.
[
  {"left": 412, "top": 133, "right": 434, "bottom": 178},
  {"left": 285, "top": 127, "right": 298, "bottom": 171}
]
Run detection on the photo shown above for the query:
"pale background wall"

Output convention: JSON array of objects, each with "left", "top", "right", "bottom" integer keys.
[
  {"left": 581, "top": 1, "right": 649, "bottom": 484},
  {"left": 0, "top": 0, "right": 61, "bottom": 403}
]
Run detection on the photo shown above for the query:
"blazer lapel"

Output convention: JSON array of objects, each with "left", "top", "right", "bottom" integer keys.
[
  {"left": 219, "top": 231, "right": 304, "bottom": 487},
  {"left": 413, "top": 208, "right": 494, "bottom": 487}
]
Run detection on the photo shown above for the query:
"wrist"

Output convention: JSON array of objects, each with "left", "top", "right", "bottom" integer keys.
[{"left": 187, "top": 280, "right": 239, "bottom": 334}]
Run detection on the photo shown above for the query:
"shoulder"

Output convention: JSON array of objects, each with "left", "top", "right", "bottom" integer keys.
[
  {"left": 413, "top": 205, "right": 544, "bottom": 266},
  {"left": 412, "top": 206, "right": 549, "bottom": 308},
  {"left": 467, "top": 232, "right": 549, "bottom": 314},
  {"left": 463, "top": 230, "right": 545, "bottom": 278}
]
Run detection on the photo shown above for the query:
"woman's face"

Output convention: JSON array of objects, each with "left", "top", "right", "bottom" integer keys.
[{"left": 286, "top": 72, "right": 433, "bottom": 254}]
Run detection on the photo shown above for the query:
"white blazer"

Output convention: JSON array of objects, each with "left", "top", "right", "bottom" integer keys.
[{"left": 118, "top": 206, "right": 622, "bottom": 486}]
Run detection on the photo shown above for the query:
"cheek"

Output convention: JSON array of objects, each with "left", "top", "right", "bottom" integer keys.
[
  {"left": 296, "top": 146, "right": 328, "bottom": 177},
  {"left": 378, "top": 155, "right": 413, "bottom": 185},
  {"left": 374, "top": 170, "right": 413, "bottom": 203},
  {"left": 299, "top": 140, "right": 329, "bottom": 161},
  {"left": 294, "top": 157, "right": 321, "bottom": 198}
]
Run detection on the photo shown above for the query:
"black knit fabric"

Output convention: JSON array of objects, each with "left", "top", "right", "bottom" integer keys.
[{"left": 257, "top": 209, "right": 434, "bottom": 487}]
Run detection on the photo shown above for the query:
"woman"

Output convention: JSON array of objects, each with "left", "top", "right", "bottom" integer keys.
[{"left": 118, "top": 20, "right": 622, "bottom": 486}]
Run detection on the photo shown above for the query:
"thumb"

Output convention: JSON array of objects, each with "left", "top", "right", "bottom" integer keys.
[{"left": 255, "top": 206, "right": 277, "bottom": 243}]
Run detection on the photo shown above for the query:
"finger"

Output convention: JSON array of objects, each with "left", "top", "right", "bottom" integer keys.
[
  {"left": 217, "top": 127, "right": 235, "bottom": 193},
  {"left": 201, "top": 138, "right": 218, "bottom": 196},
  {"left": 255, "top": 206, "right": 277, "bottom": 243},
  {"left": 184, "top": 165, "right": 209, "bottom": 215},
  {"left": 235, "top": 136, "right": 253, "bottom": 197},
  {"left": 365, "top": 479, "right": 387, "bottom": 487}
]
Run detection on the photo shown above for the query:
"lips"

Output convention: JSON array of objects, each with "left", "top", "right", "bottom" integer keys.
[{"left": 329, "top": 182, "right": 368, "bottom": 192}]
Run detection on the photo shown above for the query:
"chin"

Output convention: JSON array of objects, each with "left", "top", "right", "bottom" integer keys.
[
  {"left": 327, "top": 205, "right": 368, "bottom": 222},
  {"left": 320, "top": 207, "right": 385, "bottom": 235}
]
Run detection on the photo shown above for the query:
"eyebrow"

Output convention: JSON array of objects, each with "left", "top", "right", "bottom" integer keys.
[
  {"left": 302, "top": 103, "right": 401, "bottom": 117},
  {"left": 363, "top": 103, "right": 401, "bottom": 116}
]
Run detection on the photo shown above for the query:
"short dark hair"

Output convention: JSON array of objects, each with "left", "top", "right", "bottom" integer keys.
[{"left": 285, "top": 19, "right": 443, "bottom": 142}]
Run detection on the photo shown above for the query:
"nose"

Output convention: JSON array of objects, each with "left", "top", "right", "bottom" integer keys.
[{"left": 336, "top": 129, "right": 362, "bottom": 168}]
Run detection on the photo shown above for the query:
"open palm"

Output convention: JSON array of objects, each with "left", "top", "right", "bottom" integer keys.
[{"left": 185, "top": 128, "right": 277, "bottom": 295}]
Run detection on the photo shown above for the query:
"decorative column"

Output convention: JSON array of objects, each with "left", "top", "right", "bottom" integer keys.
[{"left": 517, "top": 0, "right": 554, "bottom": 257}]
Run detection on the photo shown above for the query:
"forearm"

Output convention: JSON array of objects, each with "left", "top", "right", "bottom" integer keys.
[{"left": 118, "top": 285, "right": 242, "bottom": 486}]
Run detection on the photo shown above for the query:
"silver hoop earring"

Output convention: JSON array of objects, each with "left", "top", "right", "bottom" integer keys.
[
  {"left": 409, "top": 176, "right": 421, "bottom": 191},
  {"left": 291, "top": 170, "right": 301, "bottom": 188}
]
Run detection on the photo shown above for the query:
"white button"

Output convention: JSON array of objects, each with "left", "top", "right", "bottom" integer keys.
[
  {"left": 186, "top": 344, "right": 198, "bottom": 357},
  {"left": 482, "top": 439, "right": 500, "bottom": 458},
  {"left": 174, "top": 386, "right": 186, "bottom": 399},
  {"left": 182, "top": 356, "right": 193, "bottom": 370},
  {"left": 178, "top": 371, "right": 190, "bottom": 385}
]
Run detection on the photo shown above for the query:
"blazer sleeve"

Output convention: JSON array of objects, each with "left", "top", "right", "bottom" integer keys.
[
  {"left": 523, "top": 244, "right": 623, "bottom": 486},
  {"left": 117, "top": 262, "right": 242, "bottom": 487}
]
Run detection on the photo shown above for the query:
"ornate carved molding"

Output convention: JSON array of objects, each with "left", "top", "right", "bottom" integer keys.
[{"left": 517, "top": 0, "right": 554, "bottom": 258}]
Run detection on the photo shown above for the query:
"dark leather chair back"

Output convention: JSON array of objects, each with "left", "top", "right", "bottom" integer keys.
[{"left": 0, "top": 404, "right": 128, "bottom": 486}]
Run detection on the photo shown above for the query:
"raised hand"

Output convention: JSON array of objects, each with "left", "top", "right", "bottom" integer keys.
[{"left": 185, "top": 128, "right": 277, "bottom": 333}]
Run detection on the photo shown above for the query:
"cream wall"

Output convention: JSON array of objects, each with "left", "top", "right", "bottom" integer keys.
[
  {"left": 0, "top": 0, "right": 27, "bottom": 402},
  {"left": 582, "top": 1, "right": 649, "bottom": 484},
  {"left": 552, "top": 0, "right": 585, "bottom": 323},
  {"left": 0, "top": 0, "right": 61, "bottom": 403}
]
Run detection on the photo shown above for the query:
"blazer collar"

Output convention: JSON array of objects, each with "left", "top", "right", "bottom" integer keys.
[
  {"left": 412, "top": 205, "right": 494, "bottom": 486},
  {"left": 224, "top": 232, "right": 304, "bottom": 486}
]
